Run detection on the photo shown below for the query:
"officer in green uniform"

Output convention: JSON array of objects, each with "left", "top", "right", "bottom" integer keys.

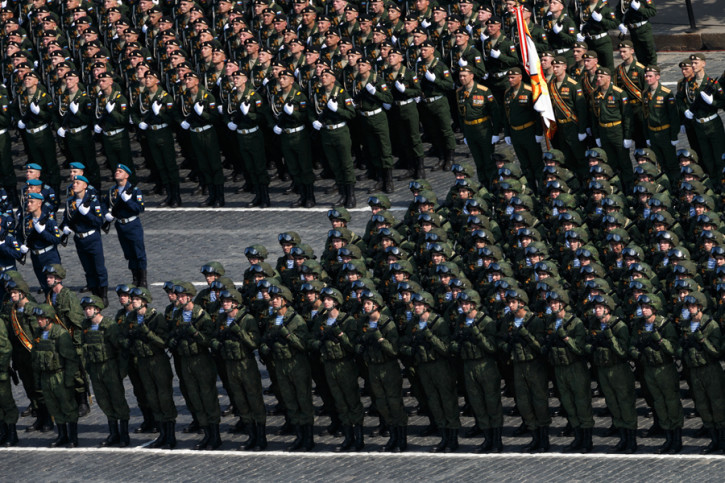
[
  {"left": 401, "top": 291, "right": 460, "bottom": 452},
  {"left": 483, "top": 17, "right": 520, "bottom": 100},
  {"left": 31, "top": 304, "right": 80, "bottom": 448},
  {"left": 210, "top": 289, "right": 267, "bottom": 451},
  {"left": 450, "top": 289, "right": 503, "bottom": 453},
  {"left": 498, "top": 288, "right": 550, "bottom": 452},
  {"left": 416, "top": 40, "right": 456, "bottom": 172},
  {"left": 549, "top": 56, "right": 588, "bottom": 176},
  {"left": 629, "top": 294, "right": 683, "bottom": 454},
  {"left": 679, "top": 292, "right": 725, "bottom": 453},
  {"left": 178, "top": 72, "right": 225, "bottom": 207},
  {"left": 591, "top": 67, "right": 633, "bottom": 191},
  {"left": 545, "top": 0, "right": 578, "bottom": 67},
  {"left": 271, "top": 69, "right": 316, "bottom": 208},
  {"left": 642, "top": 65, "right": 679, "bottom": 180},
  {"left": 311, "top": 67, "right": 357, "bottom": 208},
  {"left": 457, "top": 65, "right": 502, "bottom": 188},
  {"left": 503, "top": 67, "right": 544, "bottom": 188},
  {"left": 614, "top": 41, "right": 646, "bottom": 148},
  {"left": 578, "top": 0, "right": 618, "bottom": 70},
  {"left": 358, "top": 290, "right": 408, "bottom": 452},
  {"left": 0, "top": 311, "right": 19, "bottom": 446},
  {"left": 259, "top": 285, "right": 314, "bottom": 451},
  {"left": 225, "top": 70, "right": 270, "bottom": 207},
  {"left": 618, "top": 0, "right": 657, "bottom": 66},
  {"left": 94, "top": 72, "right": 134, "bottom": 183},
  {"left": 168, "top": 282, "right": 221, "bottom": 451},
  {"left": 80, "top": 295, "right": 130, "bottom": 447}
]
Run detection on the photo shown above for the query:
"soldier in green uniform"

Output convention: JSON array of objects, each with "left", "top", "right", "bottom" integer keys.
[
  {"left": 483, "top": 17, "right": 520, "bottom": 100},
  {"left": 614, "top": 41, "right": 646, "bottom": 148},
  {"left": 258, "top": 285, "right": 314, "bottom": 451},
  {"left": 210, "top": 289, "right": 267, "bottom": 451},
  {"left": 498, "top": 288, "right": 550, "bottom": 452},
  {"left": 457, "top": 65, "right": 502, "bottom": 187},
  {"left": 31, "top": 304, "right": 80, "bottom": 447},
  {"left": 545, "top": 0, "right": 579, "bottom": 67},
  {"left": 168, "top": 282, "right": 221, "bottom": 451},
  {"left": 0, "top": 309, "right": 19, "bottom": 446},
  {"left": 80, "top": 295, "right": 130, "bottom": 447},
  {"left": 93, "top": 72, "right": 134, "bottom": 183},
  {"left": 225, "top": 70, "right": 270, "bottom": 207},
  {"left": 271, "top": 69, "right": 316, "bottom": 208},
  {"left": 0, "top": 83, "right": 14, "bottom": 203},
  {"left": 618, "top": 0, "right": 657, "bottom": 66},
  {"left": 311, "top": 68, "right": 357, "bottom": 208},
  {"left": 578, "top": 0, "right": 618, "bottom": 70},
  {"left": 549, "top": 56, "right": 588, "bottom": 177},
  {"left": 503, "top": 67, "right": 544, "bottom": 188},
  {"left": 642, "top": 65, "right": 679, "bottom": 180}
]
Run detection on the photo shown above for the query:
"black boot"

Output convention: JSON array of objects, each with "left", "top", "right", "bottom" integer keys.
[
  {"left": 702, "top": 429, "right": 719, "bottom": 454},
  {"left": 414, "top": 157, "right": 426, "bottom": 179},
  {"left": 443, "top": 149, "right": 454, "bottom": 171},
  {"left": 199, "top": 185, "right": 215, "bottom": 207},
  {"left": 159, "top": 185, "right": 172, "bottom": 207},
  {"left": 119, "top": 420, "right": 129, "bottom": 448},
  {"left": 68, "top": 422, "right": 79, "bottom": 448},
  {"left": 194, "top": 425, "right": 211, "bottom": 450},
  {"left": 719, "top": 429, "right": 725, "bottom": 453},
  {"left": 0, "top": 422, "right": 7, "bottom": 446},
  {"left": 239, "top": 422, "right": 257, "bottom": 451},
  {"left": 150, "top": 420, "right": 167, "bottom": 448},
  {"left": 135, "top": 408, "right": 156, "bottom": 433},
  {"left": 625, "top": 429, "right": 638, "bottom": 454},
  {"left": 669, "top": 427, "right": 682, "bottom": 454},
  {"left": 261, "top": 185, "right": 272, "bottom": 207},
  {"left": 51, "top": 423, "right": 69, "bottom": 447},
  {"left": 475, "top": 428, "right": 493, "bottom": 453},
  {"left": 336, "top": 425, "right": 354, "bottom": 452},
  {"left": 431, "top": 429, "right": 449, "bottom": 453},
  {"left": 523, "top": 427, "right": 540, "bottom": 452},
  {"left": 136, "top": 270, "right": 148, "bottom": 289},
  {"left": 77, "top": 392, "right": 90, "bottom": 418},
  {"left": 353, "top": 424, "right": 364, "bottom": 451},
  {"left": 446, "top": 428, "right": 459, "bottom": 452},
  {"left": 491, "top": 427, "right": 503, "bottom": 453},
  {"left": 397, "top": 426, "right": 408, "bottom": 452},
  {"left": 162, "top": 421, "right": 176, "bottom": 449},
  {"left": 566, "top": 428, "right": 582, "bottom": 452},
  {"left": 581, "top": 428, "right": 593, "bottom": 453},
  {"left": 302, "top": 424, "right": 315, "bottom": 452},
  {"left": 255, "top": 422, "right": 267, "bottom": 450},
  {"left": 537, "top": 427, "right": 550, "bottom": 453},
  {"left": 4, "top": 424, "right": 18, "bottom": 447},
  {"left": 101, "top": 419, "right": 120, "bottom": 447},
  {"left": 657, "top": 430, "right": 673, "bottom": 454},
  {"left": 28, "top": 404, "right": 53, "bottom": 432},
  {"left": 100, "top": 286, "right": 109, "bottom": 308},
  {"left": 304, "top": 184, "right": 316, "bottom": 208},
  {"left": 382, "top": 168, "right": 394, "bottom": 193},
  {"left": 290, "top": 188, "right": 306, "bottom": 208},
  {"left": 344, "top": 184, "right": 356, "bottom": 208},
  {"left": 171, "top": 184, "right": 182, "bottom": 207},
  {"left": 247, "top": 186, "right": 262, "bottom": 207},
  {"left": 214, "top": 185, "right": 225, "bottom": 207},
  {"left": 209, "top": 423, "right": 222, "bottom": 450},
  {"left": 183, "top": 418, "right": 201, "bottom": 434},
  {"left": 611, "top": 428, "right": 627, "bottom": 453},
  {"left": 287, "top": 424, "right": 304, "bottom": 451},
  {"left": 383, "top": 426, "right": 399, "bottom": 452}
]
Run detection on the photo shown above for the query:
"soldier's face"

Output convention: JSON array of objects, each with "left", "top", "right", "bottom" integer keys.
[
  {"left": 459, "top": 70, "right": 473, "bottom": 85},
  {"left": 23, "top": 75, "right": 38, "bottom": 89},
  {"left": 433, "top": 10, "right": 446, "bottom": 22},
  {"left": 640, "top": 304, "right": 653, "bottom": 318},
  {"left": 548, "top": 0, "right": 562, "bottom": 14},
  {"left": 680, "top": 65, "right": 693, "bottom": 78},
  {"left": 552, "top": 63, "right": 567, "bottom": 77},
  {"left": 72, "top": 179, "right": 87, "bottom": 194},
  {"left": 584, "top": 58, "right": 597, "bottom": 70},
  {"left": 486, "top": 23, "right": 500, "bottom": 35},
  {"left": 388, "top": 52, "right": 401, "bottom": 67},
  {"left": 357, "top": 61, "right": 371, "bottom": 75},
  {"left": 37, "top": 316, "right": 50, "bottom": 330},
  {"left": 270, "top": 295, "right": 284, "bottom": 310},
  {"left": 10, "top": 290, "right": 24, "bottom": 303},
  {"left": 507, "top": 74, "right": 521, "bottom": 87},
  {"left": 691, "top": 58, "right": 704, "bottom": 73},
  {"left": 413, "top": 301, "right": 426, "bottom": 315},
  {"left": 27, "top": 198, "right": 42, "bottom": 212},
  {"left": 596, "top": 73, "right": 610, "bottom": 87},
  {"left": 420, "top": 46, "right": 434, "bottom": 59},
  {"left": 84, "top": 306, "right": 98, "bottom": 318},
  {"left": 98, "top": 77, "right": 113, "bottom": 90},
  {"left": 644, "top": 71, "right": 659, "bottom": 87},
  {"left": 322, "top": 297, "right": 336, "bottom": 310},
  {"left": 618, "top": 47, "right": 633, "bottom": 62}
]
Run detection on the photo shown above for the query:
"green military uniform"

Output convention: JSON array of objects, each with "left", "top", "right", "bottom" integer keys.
[
  {"left": 545, "top": 12, "right": 578, "bottom": 66},
  {"left": 643, "top": 75, "right": 680, "bottom": 180},
  {"left": 57, "top": 87, "right": 100, "bottom": 191},
  {"left": 614, "top": 57, "right": 646, "bottom": 148},
  {"left": 0, "top": 86, "right": 17, "bottom": 196},
  {"left": 383, "top": 62, "right": 425, "bottom": 177},
  {"left": 619, "top": 0, "right": 658, "bottom": 66},
  {"left": 580, "top": 1, "right": 618, "bottom": 70},
  {"left": 592, "top": 75, "right": 633, "bottom": 190},
  {"left": 94, "top": 87, "right": 135, "bottom": 181},
  {"left": 483, "top": 34, "right": 520, "bottom": 99},
  {"left": 0, "top": 317, "right": 19, "bottom": 446},
  {"left": 457, "top": 77, "right": 503, "bottom": 186},
  {"left": 449, "top": 44, "right": 487, "bottom": 82},
  {"left": 548, "top": 70, "right": 588, "bottom": 176},
  {"left": 503, "top": 80, "right": 544, "bottom": 187},
  {"left": 416, "top": 53, "right": 457, "bottom": 169}
]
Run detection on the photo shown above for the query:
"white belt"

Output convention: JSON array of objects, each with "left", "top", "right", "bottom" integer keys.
[
  {"left": 325, "top": 122, "right": 346, "bottom": 130},
  {"left": 27, "top": 124, "right": 48, "bottom": 134},
  {"left": 554, "top": 48, "right": 571, "bottom": 54},
  {"left": 190, "top": 125, "right": 212, "bottom": 132},
  {"left": 396, "top": 98, "right": 415, "bottom": 106},
  {"left": 149, "top": 123, "right": 169, "bottom": 130},
  {"left": 696, "top": 114, "right": 718, "bottom": 124},
  {"left": 0, "top": 129, "right": 6, "bottom": 135},
  {"left": 118, "top": 216, "right": 137, "bottom": 224},
  {"left": 76, "top": 229, "right": 97, "bottom": 239},
  {"left": 588, "top": 32, "right": 608, "bottom": 40},
  {"left": 283, "top": 125, "right": 305, "bottom": 134},
  {"left": 630, "top": 20, "right": 648, "bottom": 28},
  {"left": 361, "top": 108, "right": 383, "bottom": 117},
  {"left": 68, "top": 125, "right": 88, "bottom": 134},
  {"left": 31, "top": 246, "right": 54, "bottom": 255},
  {"left": 103, "top": 128, "right": 125, "bottom": 136},
  {"left": 236, "top": 126, "right": 259, "bottom": 134},
  {"left": 1, "top": 265, "right": 15, "bottom": 271},
  {"left": 424, "top": 96, "right": 443, "bottom": 104},
  {"left": 493, "top": 71, "right": 507, "bottom": 78}
]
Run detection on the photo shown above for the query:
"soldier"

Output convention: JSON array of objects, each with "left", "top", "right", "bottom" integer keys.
[
  {"left": 457, "top": 65, "right": 502, "bottom": 187},
  {"left": 614, "top": 41, "right": 646, "bottom": 149},
  {"left": 483, "top": 17, "right": 520, "bottom": 100},
  {"left": 31, "top": 304, "right": 80, "bottom": 447},
  {"left": 93, "top": 72, "right": 134, "bottom": 182},
  {"left": 0, "top": 83, "right": 14, "bottom": 205},
  {"left": 577, "top": 0, "right": 618, "bottom": 70},
  {"left": 545, "top": 0, "right": 578, "bottom": 67},
  {"left": 0, "top": 303, "right": 19, "bottom": 446},
  {"left": 80, "top": 295, "right": 130, "bottom": 447},
  {"left": 548, "top": 56, "right": 588, "bottom": 176},
  {"left": 18, "top": 192, "right": 61, "bottom": 292},
  {"left": 503, "top": 67, "right": 544, "bottom": 188},
  {"left": 618, "top": 0, "right": 657, "bottom": 67},
  {"left": 642, "top": 65, "right": 679, "bottom": 180}
]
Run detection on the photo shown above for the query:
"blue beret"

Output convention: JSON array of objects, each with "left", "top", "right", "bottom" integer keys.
[
  {"left": 29, "top": 192, "right": 44, "bottom": 201},
  {"left": 69, "top": 162, "right": 86, "bottom": 170},
  {"left": 26, "top": 179, "right": 43, "bottom": 186},
  {"left": 73, "top": 175, "right": 89, "bottom": 184},
  {"left": 116, "top": 164, "right": 132, "bottom": 175},
  {"left": 26, "top": 163, "right": 42, "bottom": 170}
]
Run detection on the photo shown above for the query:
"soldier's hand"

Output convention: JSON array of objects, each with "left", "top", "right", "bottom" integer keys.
[
  {"left": 382, "top": 103, "right": 391, "bottom": 110},
  {"left": 700, "top": 91, "right": 714, "bottom": 105},
  {"left": 480, "top": 32, "right": 489, "bottom": 43},
  {"left": 57, "top": 127, "right": 66, "bottom": 138},
  {"left": 30, "top": 102, "right": 40, "bottom": 114},
  {"left": 670, "top": 140, "right": 678, "bottom": 146},
  {"left": 240, "top": 101, "right": 251, "bottom": 115},
  {"left": 465, "top": 24, "right": 473, "bottom": 33},
  {"left": 630, "top": 0, "right": 641, "bottom": 9},
  {"left": 217, "top": 104, "right": 223, "bottom": 114},
  {"left": 623, "top": 139, "right": 633, "bottom": 149},
  {"left": 591, "top": 9, "right": 602, "bottom": 21},
  {"left": 327, "top": 98, "right": 338, "bottom": 112},
  {"left": 19, "top": 244, "right": 28, "bottom": 254},
  {"left": 458, "top": 58, "right": 468, "bottom": 67},
  {"left": 421, "top": 18, "right": 431, "bottom": 28},
  {"left": 106, "top": 101, "right": 115, "bottom": 113},
  {"left": 121, "top": 190, "right": 132, "bottom": 202},
  {"left": 273, "top": 125, "right": 283, "bottom": 135},
  {"left": 17, "top": 120, "right": 25, "bottom": 130},
  {"left": 618, "top": 23, "right": 629, "bottom": 35},
  {"left": 578, "top": 132, "right": 586, "bottom": 142},
  {"left": 104, "top": 212, "right": 114, "bottom": 222},
  {"left": 194, "top": 102, "right": 204, "bottom": 116},
  {"left": 693, "top": 330, "right": 705, "bottom": 343},
  {"left": 394, "top": 80, "right": 406, "bottom": 92},
  {"left": 227, "top": 121, "right": 238, "bottom": 131},
  {"left": 595, "top": 138, "right": 602, "bottom": 147},
  {"left": 181, "top": 120, "right": 190, "bottom": 130},
  {"left": 33, "top": 219, "right": 45, "bottom": 232},
  {"left": 82, "top": 197, "right": 92, "bottom": 208},
  {"left": 424, "top": 70, "right": 436, "bottom": 82},
  {"left": 504, "top": 136, "right": 512, "bottom": 145},
  {"left": 576, "top": 33, "right": 585, "bottom": 42},
  {"left": 557, "top": 327, "right": 567, "bottom": 339},
  {"left": 552, "top": 23, "right": 562, "bottom": 34},
  {"left": 94, "top": 124, "right": 103, "bottom": 133},
  {"left": 312, "top": 120, "right": 323, "bottom": 131},
  {"left": 63, "top": 226, "right": 72, "bottom": 235},
  {"left": 70, "top": 101, "right": 79, "bottom": 114},
  {"left": 679, "top": 124, "right": 685, "bottom": 134},
  {"left": 365, "top": 83, "right": 376, "bottom": 95},
  {"left": 138, "top": 121, "right": 148, "bottom": 130},
  {"left": 535, "top": 135, "right": 544, "bottom": 143},
  {"left": 684, "top": 109, "right": 694, "bottom": 120},
  {"left": 490, "top": 49, "right": 501, "bottom": 59},
  {"left": 152, "top": 100, "right": 161, "bottom": 115},
  {"left": 262, "top": 77, "right": 269, "bottom": 86}
]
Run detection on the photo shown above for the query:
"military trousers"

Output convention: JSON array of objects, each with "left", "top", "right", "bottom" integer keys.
[
  {"left": 599, "top": 124, "right": 632, "bottom": 190},
  {"left": 87, "top": 358, "right": 130, "bottom": 421},
  {"left": 120, "top": 354, "right": 152, "bottom": 417},
  {"left": 463, "top": 122, "right": 495, "bottom": 186},
  {"left": 647, "top": 128, "right": 678, "bottom": 180},
  {"left": 324, "top": 357, "right": 363, "bottom": 426},
  {"left": 552, "top": 121, "right": 586, "bottom": 177},
  {"left": 393, "top": 103, "right": 425, "bottom": 161},
  {"left": 321, "top": 125, "right": 355, "bottom": 186},
  {"left": 510, "top": 126, "right": 543, "bottom": 187},
  {"left": 190, "top": 129, "right": 224, "bottom": 186},
  {"left": 596, "top": 361, "right": 636, "bottom": 429},
  {"left": 630, "top": 23, "right": 657, "bottom": 66},
  {"left": 417, "top": 359, "right": 461, "bottom": 429},
  {"left": 692, "top": 118, "right": 725, "bottom": 177},
  {"left": 553, "top": 360, "right": 594, "bottom": 429},
  {"left": 225, "top": 356, "right": 266, "bottom": 424},
  {"left": 643, "top": 362, "right": 683, "bottom": 430},
  {"left": 420, "top": 97, "right": 457, "bottom": 154},
  {"left": 688, "top": 363, "right": 725, "bottom": 429},
  {"left": 179, "top": 352, "right": 220, "bottom": 426},
  {"left": 66, "top": 129, "right": 100, "bottom": 191},
  {"left": 586, "top": 36, "right": 614, "bottom": 70},
  {"left": 26, "top": 129, "right": 60, "bottom": 191},
  {"left": 115, "top": 219, "right": 146, "bottom": 271},
  {"left": 281, "top": 129, "right": 314, "bottom": 186},
  {"left": 273, "top": 353, "right": 314, "bottom": 425},
  {"left": 12, "top": 344, "right": 43, "bottom": 408},
  {"left": 40, "top": 371, "right": 78, "bottom": 424},
  {"left": 0, "top": 131, "right": 15, "bottom": 188},
  {"left": 146, "top": 126, "right": 179, "bottom": 186},
  {"left": 137, "top": 352, "right": 177, "bottom": 422},
  {"left": 360, "top": 112, "right": 394, "bottom": 170},
  {"left": 235, "top": 128, "right": 269, "bottom": 187},
  {"left": 30, "top": 248, "right": 61, "bottom": 293},
  {"left": 101, "top": 130, "right": 134, "bottom": 181},
  {"left": 0, "top": 376, "right": 18, "bottom": 424},
  {"left": 463, "top": 357, "right": 503, "bottom": 429},
  {"left": 74, "top": 232, "right": 108, "bottom": 289},
  {"left": 368, "top": 359, "right": 407, "bottom": 427},
  {"left": 513, "top": 359, "right": 551, "bottom": 429}
]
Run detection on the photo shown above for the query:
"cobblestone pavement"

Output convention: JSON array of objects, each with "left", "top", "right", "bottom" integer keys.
[{"left": 3, "top": 50, "right": 725, "bottom": 481}]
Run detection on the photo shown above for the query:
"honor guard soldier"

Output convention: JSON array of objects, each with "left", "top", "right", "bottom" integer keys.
[
  {"left": 449, "top": 28, "right": 487, "bottom": 83},
  {"left": 545, "top": 0, "right": 578, "bottom": 67},
  {"left": 18, "top": 193, "right": 62, "bottom": 292},
  {"left": 104, "top": 164, "right": 147, "bottom": 288},
  {"left": 614, "top": 41, "right": 646, "bottom": 148},
  {"left": 642, "top": 65, "right": 679, "bottom": 180},
  {"left": 483, "top": 17, "right": 520, "bottom": 101},
  {"left": 549, "top": 56, "right": 588, "bottom": 177},
  {"left": 577, "top": 0, "right": 618, "bottom": 70},
  {"left": 457, "top": 65, "right": 503, "bottom": 187},
  {"left": 61, "top": 175, "right": 109, "bottom": 305},
  {"left": 617, "top": 0, "right": 657, "bottom": 66},
  {"left": 0, "top": 217, "right": 23, "bottom": 272},
  {"left": 24, "top": 164, "right": 57, "bottom": 212},
  {"left": 93, "top": 72, "right": 135, "bottom": 182}
]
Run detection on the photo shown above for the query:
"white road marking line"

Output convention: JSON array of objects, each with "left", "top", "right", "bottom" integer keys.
[{"left": 142, "top": 206, "right": 410, "bottom": 213}]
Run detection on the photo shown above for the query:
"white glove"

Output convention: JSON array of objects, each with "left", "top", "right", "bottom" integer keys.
[
  {"left": 262, "top": 78, "right": 269, "bottom": 86},
  {"left": 480, "top": 33, "right": 489, "bottom": 42},
  {"left": 30, "top": 102, "right": 39, "bottom": 114},
  {"left": 121, "top": 191, "right": 132, "bottom": 202},
  {"left": 490, "top": 49, "right": 501, "bottom": 59},
  {"left": 630, "top": 0, "right": 640, "bottom": 10},
  {"left": 19, "top": 244, "right": 28, "bottom": 254},
  {"left": 646, "top": 139, "right": 651, "bottom": 146},
  {"left": 586, "top": 127, "right": 592, "bottom": 136},
  {"left": 312, "top": 120, "right": 323, "bottom": 130},
  {"left": 591, "top": 10, "right": 602, "bottom": 22},
  {"left": 483, "top": 73, "right": 489, "bottom": 80},
  {"left": 78, "top": 203, "right": 90, "bottom": 215},
  {"left": 240, "top": 102, "right": 250, "bottom": 115},
  {"left": 425, "top": 70, "right": 436, "bottom": 82},
  {"left": 216, "top": 77, "right": 222, "bottom": 86},
  {"left": 623, "top": 139, "right": 632, "bottom": 148},
  {"left": 181, "top": 120, "right": 190, "bottom": 130},
  {"left": 421, "top": 18, "right": 431, "bottom": 29},
  {"left": 152, "top": 101, "right": 161, "bottom": 115},
  {"left": 94, "top": 124, "right": 102, "bottom": 133},
  {"left": 700, "top": 91, "right": 714, "bottom": 105},
  {"left": 552, "top": 23, "right": 562, "bottom": 34},
  {"left": 227, "top": 121, "right": 238, "bottom": 131},
  {"left": 294, "top": 68, "right": 299, "bottom": 78},
  {"left": 33, "top": 220, "right": 45, "bottom": 233},
  {"left": 618, "top": 24, "right": 629, "bottom": 36},
  {"left": 217, "top": 105, "right": 223, "bottom": 114},
  {"left": 578, "top": 132, "right": 587, "bottom": 141},
  {"left": 142, "top": 24, "right": 148, "bottom": 33},
  {"left": 128, "top": 117, "right": 134, "bottom": 125},
  {"left": 283, "top": 102, "right": 294, "bottom": 115},
  {"left": 106, "top": 101, "right": 115, "bottom": 113},
  {"left": 382, "top": 103, "right": 392, "bottom": 110},
  {"left": 535, "top": 135, "right": 544, "bottom": 143},
  {"left": 391, "top": 35, "right": 397, "bottom": 45},
  {"left": 680, "top": 125, "right": 686, "bottom": 134},
  {"left": 138, "top": 121, "right": 148, "bottom": 130},
  {"left": 70, "top": 101, "right": 79, "bottom": 114},
  {"left": 576, "top": 33, "right": 585, "bottom": 42},
  {"left": 414, "top": 97, "right": 421, "bottom": 103},
  {"left": 395, "top": 80, "right": 406, "bottom": 92},
  {"left": 491, "top": 135, "right": 500, "bottom": 144},
  {"left": 57, "top": 127, "right": 66, "bottom": 138},
  {"left": 465, "top": 24, "right": 473, "bottom": 33},
  {"left": 194, "top": 102, "right": 204, "bottom": 116},
  {"left": 505, "top": 136, "right": 512, "bottom": 145},
  {"left": 327, "top": 98, "right": 338, "bottom": 112},
  {"left": 365, "top": 83, "right": 376, "bottom": 94},
  {"left": 458, "top": 58, "right": 468, "bottom": 67},
  {"left": 17, "top": 120, "right": 25, "bottom": 130},
  {"left": 684, "top": 109, "right": 694, "bottom": 120},
  {"left": 273, "top": 125, "right": 282, "bottom": 135},
  {"left": 595, "top": 138, "right": 602, "bottom": 147},
  {"left": 670, "top": 140, "right": 678, "bottom": 146},
  {"left": 104, "top": 212, "right": 114, "bottom": 222}
]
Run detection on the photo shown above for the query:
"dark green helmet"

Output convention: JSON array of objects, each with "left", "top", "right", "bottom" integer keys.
[
  {"left": 130, "top": 287, "right": 153, "bottom": 303},
  {"left": 201, "top": 261, "right": 225, "bottom": 276},
  {"left": 33, "top": 303, "right": 57, "bottom": 319},
  {"left": 80, "top": 295, "right": 105, "bottom": 310},
  {"left": 320, "top": 287, "right": 343, "bottom": 305},
  {"left": 43, "top": 264, "right": 66, "bottom": 279}
]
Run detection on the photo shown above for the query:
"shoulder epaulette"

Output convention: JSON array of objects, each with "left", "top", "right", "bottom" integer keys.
[
  {"left": 635, "top": 62, "right": 645, "bottom": 70},
  {"left": 661, "top": 86, "right": 671, "bottom": 94},
  {"left": 612, "top": 85, "right": 623, "bottom": 93},
  {"left": 523, "top": 84, "right": 532, "bottom": 91}
]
